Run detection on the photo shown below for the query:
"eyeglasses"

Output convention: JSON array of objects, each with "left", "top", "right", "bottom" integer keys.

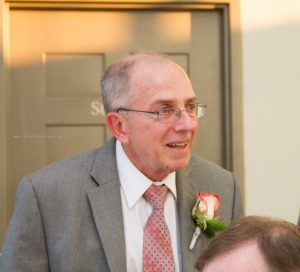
[{"left": 116, "top": 103, "right": 207, "bottom": 123}]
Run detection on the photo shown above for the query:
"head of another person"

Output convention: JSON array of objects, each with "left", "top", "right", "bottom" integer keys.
[
  {"left": 196, "top": 215, "right": 300, "bottom": 272},
  {"left": 101, "top": 53, "right": 205, "bottom": 181}
]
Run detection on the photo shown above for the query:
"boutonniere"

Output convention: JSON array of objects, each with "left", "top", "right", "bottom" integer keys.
[{"left": 189, "top": 193, "right": 226, "bottom": 250}]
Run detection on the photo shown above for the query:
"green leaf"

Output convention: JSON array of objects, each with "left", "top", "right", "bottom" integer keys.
[
  {"left": 204, "top": 219, "right": 226, "bottom": 237},
  {"left": 194, "top": 215, "right": 207, "bottom": 230}
]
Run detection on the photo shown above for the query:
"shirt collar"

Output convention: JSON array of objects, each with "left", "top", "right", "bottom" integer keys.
[{"left": 116, "top": 140, "right": 177, "bottom": 209}]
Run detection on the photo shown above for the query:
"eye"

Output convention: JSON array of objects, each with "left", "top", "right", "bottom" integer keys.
[
  {"left": 158, "top": 107, "right": 175, "bottom": 115},
  {"left": 186, "top": 103, "right": 197, "bottom": 111}
]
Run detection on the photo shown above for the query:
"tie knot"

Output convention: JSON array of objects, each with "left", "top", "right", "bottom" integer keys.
[{"left": 144, "top": 185, "right": 168, "bottom": 210}]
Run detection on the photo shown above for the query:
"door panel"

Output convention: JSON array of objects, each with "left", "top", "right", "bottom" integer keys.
[{"left": 8, "top": 7, "right": 229, "bottom": 215}]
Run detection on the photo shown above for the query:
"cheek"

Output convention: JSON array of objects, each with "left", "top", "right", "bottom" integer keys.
[
  {"left": 140, "top": 124, "right": 169, "bottom": 143},
  {"left": 128, "top": 121, "right": 170, "bottom": 149},
  {"left": 143, "top": 134, "right": 168, "bottom": 161}
]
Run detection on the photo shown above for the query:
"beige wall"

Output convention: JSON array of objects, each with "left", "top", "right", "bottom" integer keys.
[{"left": 241, "top": 0, "right": 300, "bottom": 223}]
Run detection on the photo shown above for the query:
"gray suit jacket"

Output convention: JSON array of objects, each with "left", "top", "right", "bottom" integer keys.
[{"left": 0, "top": 139, "right": 243, "bottom": 272}]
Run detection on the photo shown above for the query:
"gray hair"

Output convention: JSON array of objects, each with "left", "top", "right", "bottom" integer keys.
[{"left": 100, "top": 53, "right": 173, "bottom": 113}]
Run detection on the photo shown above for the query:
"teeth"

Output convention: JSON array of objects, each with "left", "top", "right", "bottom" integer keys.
[{"left": 167, "top": 142, "right": 187, "bottom": 148}]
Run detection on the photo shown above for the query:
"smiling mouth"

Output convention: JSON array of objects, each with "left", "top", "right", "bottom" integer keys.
[{"left": 166, "top": 142, "right": 188, "bottom": 148}]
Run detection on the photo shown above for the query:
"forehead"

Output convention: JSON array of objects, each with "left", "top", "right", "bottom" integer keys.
[
  {"left": 129, "top": 58, "right": 187, "bottom": 86},
  {"left": 128, "top": 58, "right": 196, "bottom": 105},
  {"left": 203, "top": 242, "right": 269, "bottom": 272}
]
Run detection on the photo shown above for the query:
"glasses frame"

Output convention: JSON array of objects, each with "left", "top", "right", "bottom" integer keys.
[{"left": 116, "top": 103, "right": 207, "bottom": 123}]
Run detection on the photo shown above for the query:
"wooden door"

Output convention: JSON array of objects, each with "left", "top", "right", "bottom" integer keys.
[{"left": 7, "top": 4, "right": 232, "bottom": 217}]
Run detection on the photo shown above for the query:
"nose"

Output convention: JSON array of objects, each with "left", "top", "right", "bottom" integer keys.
[{"left": 173, "top": 109, "right": 198, "bottom": 131}]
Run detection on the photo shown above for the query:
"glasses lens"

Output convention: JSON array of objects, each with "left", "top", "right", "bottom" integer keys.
[
  {"left": 158, "top": 108, "right": 176, "bottom": 123},
  {"left": 157, "top": 104, "right": 206, "bottom": 123},
  {"left": 196, "top": 104, "right": 206, "bottom": 118}
]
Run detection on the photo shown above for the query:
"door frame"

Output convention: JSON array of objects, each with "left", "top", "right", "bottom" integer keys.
[{"left": 0, "top": 0, "right": 243, "bottom": 246}]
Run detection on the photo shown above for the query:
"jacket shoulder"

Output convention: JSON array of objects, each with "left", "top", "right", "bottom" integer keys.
[
  {"left": 28, "top": 148, "right": 99, "bottom": 182},
  {"left": 186, "top": 155, "right": 243, "bottom": 221},
  {"left": 185, "top": 155, "right": 237, "bottom": 196},
  {"left": 188, "top": 155, "right": 233, "bottom": 179}
]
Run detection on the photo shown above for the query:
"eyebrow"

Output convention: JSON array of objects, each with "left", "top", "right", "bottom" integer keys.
[{"left": 150, "top": 97, "right": 198, "bottom": 106}]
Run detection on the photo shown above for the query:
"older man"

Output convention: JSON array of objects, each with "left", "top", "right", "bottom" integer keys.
[{"left": 0, "top": 53, "right": 243, "bottom": 272}]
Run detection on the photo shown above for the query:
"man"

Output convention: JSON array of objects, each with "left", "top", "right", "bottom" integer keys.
[
  {"left": 0, "top": 53, "right": 243, "bottom": 272},
  {"left": 196, "top": 216, "right": 300, "bottom": 272}
]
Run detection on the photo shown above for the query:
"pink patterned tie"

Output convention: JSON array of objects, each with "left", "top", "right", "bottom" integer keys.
[{"left": 143, "top": 185, "right": 175, "bottom": 272}]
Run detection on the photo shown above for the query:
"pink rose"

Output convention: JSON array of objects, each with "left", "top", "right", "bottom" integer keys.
[
  {"left": 197, "top": 193, "right": 220, "bottom": 219},
  {"left": 189, "top": 192, "right": 225, "bottom": 250}
]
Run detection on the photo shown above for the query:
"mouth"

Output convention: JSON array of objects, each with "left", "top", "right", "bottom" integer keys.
[{"left": 166, "top": 141, "right": 188, "bottom": 149}]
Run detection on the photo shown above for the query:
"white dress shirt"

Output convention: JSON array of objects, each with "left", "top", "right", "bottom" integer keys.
[{"left": 116, "top": 140, "right": 181, "bottom": 272}]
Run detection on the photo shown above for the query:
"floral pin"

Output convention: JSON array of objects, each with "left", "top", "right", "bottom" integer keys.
[{"left": 189, "top": 193, "right": 226, "bottom": 250}]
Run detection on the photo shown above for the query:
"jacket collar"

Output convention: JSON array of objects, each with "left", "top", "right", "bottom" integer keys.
[
  {"left": 177, "top": 169, "right": 200, "bottom": 271},
  {"left": 87, "top": 138, "right": 126, "bottom": 272}
]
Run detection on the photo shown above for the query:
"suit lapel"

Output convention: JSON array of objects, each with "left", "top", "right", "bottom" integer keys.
[
  {"left": 176, "top": 169, "right": 206, "bottom": 272},
  {"left": 87, "top": 139, "right": 126, "bottom": 272}
]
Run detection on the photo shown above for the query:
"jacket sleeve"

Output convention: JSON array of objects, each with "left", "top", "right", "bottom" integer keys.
[{"left": 0, "top": 178, "right": 49, "bottom": 272}]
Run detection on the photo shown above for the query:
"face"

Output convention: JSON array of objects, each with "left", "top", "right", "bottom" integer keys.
[
  {"left": 203, "top": 242, "right": 269, "bottom": 272},
  {"left": 120, "top": 58, "right": 199, "bottom": 181}
]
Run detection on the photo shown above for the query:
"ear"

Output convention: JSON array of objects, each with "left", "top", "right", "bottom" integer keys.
[{"left": 105, "top": 112, "right": 130, "bottom": 144}]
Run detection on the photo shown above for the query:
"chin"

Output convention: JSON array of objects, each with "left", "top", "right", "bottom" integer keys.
[{"left": 168, "top": 159, "right": 190, "bottom": 171}]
